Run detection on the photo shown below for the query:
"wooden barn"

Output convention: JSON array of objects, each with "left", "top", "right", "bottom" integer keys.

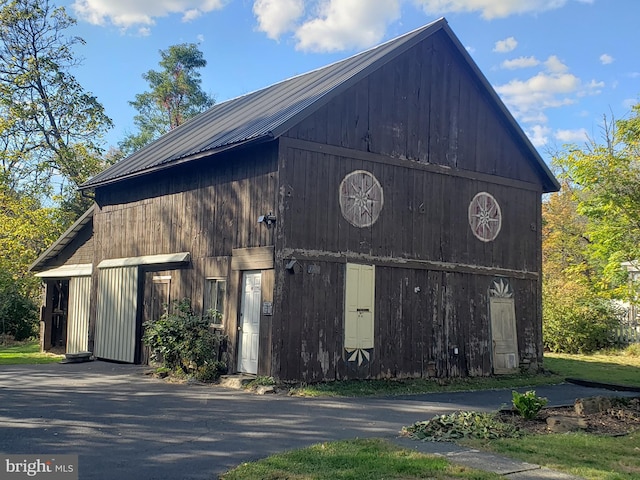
[{"left": 30, "top": 18, "right": 559, "bottom": 381}]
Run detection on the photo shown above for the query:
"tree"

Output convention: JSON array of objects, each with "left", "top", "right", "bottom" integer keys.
[
  {"left": 120, "top": 43, "right": 214, "bottom": 155},
  {"left": 0, "top": 0, "right": 113, "bottom": 196},
  {"left": 0, "top": 0, "right": 112, "bottom": 339},
  {"left": 554, "top": 104, "right": 640, "bottom": 295}
]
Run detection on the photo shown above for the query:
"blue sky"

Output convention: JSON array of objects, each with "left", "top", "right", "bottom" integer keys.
[{"left": 60, "top": 0, "right": 639, "bottom": 160}]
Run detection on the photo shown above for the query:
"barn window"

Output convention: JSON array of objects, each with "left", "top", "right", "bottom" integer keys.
[
  {"left": 468, "top": 192, "right": 502, "bottom": 242},
  {"left": 204, "top": 278, "right": 226, "bottom": 325}
]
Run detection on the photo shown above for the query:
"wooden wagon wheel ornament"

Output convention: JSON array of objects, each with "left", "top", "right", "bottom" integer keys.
[
  {"left": 339, "top": 170, "right": 384, "bottom": 228},
  {"left": 468, "top": 192, "right": 502, "bottom": 242}
]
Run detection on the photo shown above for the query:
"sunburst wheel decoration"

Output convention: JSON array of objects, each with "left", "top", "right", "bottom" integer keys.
[
  {"left": 339, "top": 170, "right": 384, "bottom": 228},
  {"left": 468, "top": 192, "right": 502, "bottom": 242},
  {"left": 490, "top": 278, "right": 513, "bottom": 298},
  {"left": 345, "top": 348, "right": 371, "bottom": 366}
]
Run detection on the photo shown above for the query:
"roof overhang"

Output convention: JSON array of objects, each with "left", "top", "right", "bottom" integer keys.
[
  {"left": 97, "top": 252, "right": 191, "bottom": 269},
  {"left": 29, "top": 205, "right": 95, "bottom": 272},
  {"left": 35, "top": 264, "right": 93, "bottom": 278}
]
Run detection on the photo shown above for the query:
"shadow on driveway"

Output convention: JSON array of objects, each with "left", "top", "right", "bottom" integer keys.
[{"left": 0, "top": 362, "right": 630, "bottom": 479}]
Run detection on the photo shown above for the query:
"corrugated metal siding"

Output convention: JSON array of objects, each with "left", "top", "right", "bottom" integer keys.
[
  {"left": 66, "top": 276, "right": 91, "bottom": 353},
  {"left": 94, "top": 266, "right": 138, "bottom": 363}
]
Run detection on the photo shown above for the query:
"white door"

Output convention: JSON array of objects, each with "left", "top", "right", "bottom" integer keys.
[
  {"left": 344, "top": 264, "right": 375, "bottom": 351},
  {"left": 238, "top": 271, "right": 261, "bottom": 374},
  {"left": 66, "top": 276, "right": 91, "bottom": 353},
  {"left": 490, "top": 297, "right": 519, "bottom": 374}
]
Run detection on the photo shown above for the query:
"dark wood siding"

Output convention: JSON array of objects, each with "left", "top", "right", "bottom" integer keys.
[
  {"left": 90, "top": 144, "right": 279, "bottom": 367},
  {"left": 277, "top": 142, "right": 540, "bottom": 272},
  {"left": 38, "top": 221, "right": 94, "bottom": 270},
  {"left": 274, "top": 258, "right": 540, "bottom": 381},
  {"left": 271, "top": 137, "right": 542, "bottom": 381},
  {"left": 285, "top": 29, "right": 542, "bottom": 187}
]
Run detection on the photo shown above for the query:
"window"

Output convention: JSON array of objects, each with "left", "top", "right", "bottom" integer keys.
[{"left": 204, "top": 278, "right": 226, "bottom": 325}]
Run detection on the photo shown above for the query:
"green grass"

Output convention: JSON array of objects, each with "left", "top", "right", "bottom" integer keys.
[
  {"left": 289, "top": 372, "right": 563, "bottom": 397},
  {"left": 543, "top": 348, "right": 640, "bottom": 387},
  {"left": 462, "top": 432, "right": 640, "bottom": 480},
  {"left": 220, "top": 438, "right": 501, "bottom": 480},
  {"left": 0, "top": 340, "right": 64, "bottom": 365}
]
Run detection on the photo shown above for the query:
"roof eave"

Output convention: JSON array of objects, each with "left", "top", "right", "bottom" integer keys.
[
  {"left": 80, "top": 134, "right": 275, "bottom": 191},
  {"left": 29, "top": 205, "right": 95, "bottom": 272}
]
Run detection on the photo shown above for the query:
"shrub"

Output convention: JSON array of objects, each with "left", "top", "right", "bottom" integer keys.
[
  {"left": 143, "top": 299, "right": 228, "bottom": 382},
  {"left": 543, "top": 281, "right": 621, "bottom": 354},
  {"left": 0, "top": 271, "right": 38, "bottom": 341},
  {"left": 512, "top": 390, "right": 547, "bottom": 419}
]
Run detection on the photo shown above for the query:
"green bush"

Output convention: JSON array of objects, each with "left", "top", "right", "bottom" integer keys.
[
  {"left": 543, "top": 282, "right": 621, "bottom": 354},
  {"left": 142, "top": 299, "right": 228, "bottom": 381},
  {"left": 0, "top": 272, "right": 38, "bottom": 341},
  {"left": 512, "top": 390, "right": 547, "bottom": 419}
]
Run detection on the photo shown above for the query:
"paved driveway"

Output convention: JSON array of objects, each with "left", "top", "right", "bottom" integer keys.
[{"left": 0, "top": 362, "right": 628, "bottom": 479}]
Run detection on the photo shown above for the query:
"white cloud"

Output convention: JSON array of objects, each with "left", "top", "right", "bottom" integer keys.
[
  {"left": 623, "top": 98, "right": 638, "bottom": 109},
  {"left": 544, "top": 55, "right": 568, "bottom": 73},
  {"left": 501, "top": 56, "right": 539, "bottom": 69},
  {"left": 197, "top": 34, "right": 205, "bottom": 43},
  {"left": 253, "top": 0, "right": 304, "bottom": 40},
  {"left": 496, "top": 70, "right": 580, "bottom": 125},
  {"left": 72, "top": 0, "right": 226, "bottom": 29},
  {"left": 528, "top": 125, "right": 551, "bottom": 147},
  {"left": 182, "top": 9, "right": 202, "bottom": 21},
  {"left": 294, "top": 0, "right": 401, "bottom": 52},
  {"left": 414, "top": 0, "right": 570, "bottom": 20},
  {"left": 493, "top": 36, "right": 517, "bottom": 53},
  {"left": 599, "top": 53, "right": 614, "bottom": 65},
  {"left": 496, "top": 53, "right": 604, "bottom": 148},
  {"left": 555, "top": 128, "right": 588, "bottom": 143}
]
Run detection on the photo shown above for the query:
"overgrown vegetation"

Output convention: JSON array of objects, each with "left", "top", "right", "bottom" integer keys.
[
  {"left": 402, "top": 411, "right": 521, "bottom": 442},
  {"left": 220, "top": 438, "right": 500, "bottom": 480},
  {"left": 543, "top": 281, "right": 622, "bottom": 353},
  {"left": 511, "top": 390, "right": 547, "bottom": 419},
  {"left": 142, "top": 299, "right": 228, "bottom": 382},
  {"left": 542, "top": 104, "right": 640, "bottom": 354},
  {"left": 0, "top": 271, "right": 38, "bottom": 340}
]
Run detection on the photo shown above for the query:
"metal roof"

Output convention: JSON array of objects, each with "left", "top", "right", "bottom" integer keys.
[{"left": 81, "top": 17, "right": 559, "bottom": 192}]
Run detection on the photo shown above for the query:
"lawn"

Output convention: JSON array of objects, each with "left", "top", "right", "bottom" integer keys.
[
  {"left": 463, "top": 431, "right": 640, "bottom": 480},
  {"left": 0, "top": 340, "right": 64, "bottom": 365},
  {"left": 543, "top": 349, "right": 640, "bottom": 387},
  {"left": 220, "top": 438, "right": 500, "bottom": 480},
  {"left": 222, "top": 348, "right": 640, "bottom": 479}
]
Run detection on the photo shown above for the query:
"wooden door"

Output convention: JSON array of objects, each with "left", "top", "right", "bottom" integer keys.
[
  {"left": 489, "top": 297, "right": 519, "bottom": 374},
  {"left": 238, "top": 271, "right": 261, "bottom": 374},
  {"left": 344, "top": 264, "right": 375, "bottom": 365}
]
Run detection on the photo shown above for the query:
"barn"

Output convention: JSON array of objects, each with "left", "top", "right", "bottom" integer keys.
[{"left": 30, "top": 18, "right": 559, "bottom": 381}]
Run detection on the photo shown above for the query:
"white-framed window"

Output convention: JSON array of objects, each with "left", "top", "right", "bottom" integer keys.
[{"left": 204, "top": 278, "right": 226, "bottom": 325}]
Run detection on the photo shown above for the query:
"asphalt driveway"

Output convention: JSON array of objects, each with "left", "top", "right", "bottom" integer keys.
[{"left": 0, "top": 362, "right": 629, "bottom": 479}]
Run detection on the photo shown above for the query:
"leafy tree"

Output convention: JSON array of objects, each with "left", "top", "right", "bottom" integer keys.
[
  {"left": 554, "top": 105, "right": 640, "bottom": 295},
  {"left": 0, "top": 0, "right": 113, "bottom": 196},
  {"left": 120, "top": 43, "right": 214, "bottom": 155}
]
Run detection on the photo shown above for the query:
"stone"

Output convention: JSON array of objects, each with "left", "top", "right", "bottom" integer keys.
[
  {"left": 546, "top": 416, "right": 588, "bottom": 433},
  {"left": 574, "top": 396, "right": 612, "bottom": 416}
]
